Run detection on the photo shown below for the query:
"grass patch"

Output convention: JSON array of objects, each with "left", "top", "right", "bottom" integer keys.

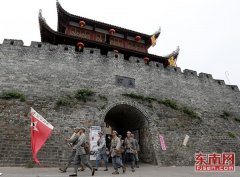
[
  {"left": 122, "top": 93, "right": 157, "bottom": 103},
  {"left": 56, "top": 96, "right": 72, "bottom": 107},
  {"left": 227, "top": 132, "right": 236, "bottom": 139},
  {"left": 180, "top": 106, "right": 199, "bottom": 118},
  {"left": 98, "top": 94, "right": 108, "bottom": 101},
  {"left": 75, "top": 89, "right": 95, "bottom": 102},
  {"left": 159, "top": 99, "right": 178, "bottom": 110},
  {"left": 145, "top": 96, "right": 157, "bottom": 103},
  {"left": 122, "top": 93, "right": 145, "bottom": 101},
  {"left": 122, "top": 92, "right": 200, "bottom": 120},
  {"left": 0, "top": 91, "right": 26, "bottom": 102}
]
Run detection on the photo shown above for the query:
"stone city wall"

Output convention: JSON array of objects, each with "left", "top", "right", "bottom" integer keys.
[{"left": 0, "top": 39, "right": 239, "bottom": 166}]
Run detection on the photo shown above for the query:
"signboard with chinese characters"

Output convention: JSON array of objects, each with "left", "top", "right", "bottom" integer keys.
[
  {"left": 89, "top": 126, "right": 101, "bottom": 160},
  {"left": 115, "top": 75, "right": 135, "bottom": 88},
  {"left": 183, "top": 135, "right": 190, "bottom": 146},
  {"left": 159, "top": 134, "right": 167, "bottom": 151}
]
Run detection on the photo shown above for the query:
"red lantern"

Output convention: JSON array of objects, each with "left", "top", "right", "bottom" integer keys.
[
  {"left": 109, "top": 29, "right": 115, "bottom": 35},
  {"left": 144, "top": 57, "right": 149, "bottom": 64},
  {"left": 135, "top": 36, "right": 141, "bottom": 42},
  {"left": 77, "top": 42, "right": 84, "bottom": 50},
  {"left": 79, "top": 21, "right": 86, "bottom": 28},
  {"left": 113, "top": 50, "right": 119, "bottom": 53}
]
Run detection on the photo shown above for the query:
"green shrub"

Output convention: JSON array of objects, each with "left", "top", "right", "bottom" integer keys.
[
  {"left": 56, "top": 96, "right": 71, "bottom": 107},
  {"left": 227, "top": 132, "right": 236, "bottom": 139},
  {"left": 75, "top": 89, "right": 95, "bottom": 102},
  {"left": 122, "top": 93, "right": 201, "bottom": 120},
  {"left": 145, "top": 96, "right": 157, "bottom": 103},
  {"left": 122, "top": 93, "right": 145, "bottom": 101},
  {"left": 159, "top": 99, "right": 178, "bottom": 110},
  {"left": 122, "top": 93, "right": 158, "bottom": 104},
  {"left": 0, "top": 91, "right": 26, "bottom": 102},
  {"left": 181, "top": 106, "right": 199, "bottom": 118}
]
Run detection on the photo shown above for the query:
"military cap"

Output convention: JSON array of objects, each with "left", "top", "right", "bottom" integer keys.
[
  {"left": 74, "top": 127, "right": 81, "bottom": 130},
  {"left": 79, "top": 126, "right": 86, "bottom": 131}
]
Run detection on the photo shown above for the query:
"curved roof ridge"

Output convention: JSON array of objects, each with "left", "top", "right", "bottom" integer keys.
[{"left": 56, "top": 0, "right": 152, "bottom": 38}]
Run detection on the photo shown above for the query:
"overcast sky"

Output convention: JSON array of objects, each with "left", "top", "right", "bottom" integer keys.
[{"left": 1, "top": 0, "right": 240, "bottom": 87}]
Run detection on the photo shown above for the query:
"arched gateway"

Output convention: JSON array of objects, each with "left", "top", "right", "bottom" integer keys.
[{"left": 103, "top": 104, "right": 156, "bottom": 163}]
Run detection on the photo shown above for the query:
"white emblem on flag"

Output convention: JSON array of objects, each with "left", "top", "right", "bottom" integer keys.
[{"left": 31, "top": 121, "right": 39, "bottom": 131}]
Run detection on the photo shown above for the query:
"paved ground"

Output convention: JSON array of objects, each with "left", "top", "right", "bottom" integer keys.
[{"left": 0, "top": 164, "right": 239, "bottom": 177}]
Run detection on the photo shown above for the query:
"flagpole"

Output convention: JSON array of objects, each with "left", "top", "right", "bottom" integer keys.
[
  {"left": 54, "top": 128, "right": 74, "bottom": 148},
  {"left": 54, "top": 128, "right": 66, "bottom": 140}
]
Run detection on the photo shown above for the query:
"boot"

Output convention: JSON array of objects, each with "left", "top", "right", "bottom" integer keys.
[
  {"left": 59, "top": 167, "right": 66, "bottom": 173},
  {"left": 91, "top": 168, "right": 95, "bottom": 176},
  {"left": 122, "top": 166, "right": 126, "bottom": 173},
  {"left": 136, "top": 161, "right": 139, "bottom": 168},
  {"left": 112, "top": 171, "right": 119, "bottom": 175}
]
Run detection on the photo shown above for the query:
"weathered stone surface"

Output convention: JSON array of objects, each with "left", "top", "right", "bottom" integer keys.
[{"left": 0, "top": 39, "right": 240, "bottom": 167}]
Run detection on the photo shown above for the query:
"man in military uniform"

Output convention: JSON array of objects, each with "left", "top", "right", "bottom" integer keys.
[
  {"left": 69, "top": 127, "right": 95, "bottom": 177},
  {"left": 95, "top": 131, "right": 108, "bottom": 171},
  {"left": 118, "top": 135, "right": 125, "bottom": 163},
  {"left": 131, "top": 133, "right": 140, "bottom": 168},
  {"left": 124, "top": 131, "right": 136, "bottom": 172},
  {"left": 110, "top": 130, "right": 126, "bottom": 175},
  {"left": 59, "top": 127, "right": 83, "bottom": 173}
]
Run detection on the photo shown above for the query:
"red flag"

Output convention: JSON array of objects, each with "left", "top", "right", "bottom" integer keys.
[{"left": 30, "top": 107, "right": 54, "bottom": 164}]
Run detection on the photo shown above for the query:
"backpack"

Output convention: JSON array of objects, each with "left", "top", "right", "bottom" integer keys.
[{"left": 83, "top": 142, "right": 90, "bottom": 154}]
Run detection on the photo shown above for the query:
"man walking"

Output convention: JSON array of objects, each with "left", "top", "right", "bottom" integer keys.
[
  {"left": 110, "top": 130, "right": 126, "bottom": 175},
  {"left": 131, "top": 133, "right": 140, "bottom": 168},
  {"left": 59, "top": 127, "right": 83, "bottom": 173},
  {"left": 95, "top": 131, "right": 108, "bottom": 171},
  {"left": 69, "top": 127, "right": 95, "bottom": 177},
  {"left": 124, "top": 131, "right": 136, "bottom": 172}
]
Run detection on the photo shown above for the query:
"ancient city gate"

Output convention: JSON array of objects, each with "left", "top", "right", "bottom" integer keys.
[{"left": 103, "top": 103, "right": 156, "bottom": 163}]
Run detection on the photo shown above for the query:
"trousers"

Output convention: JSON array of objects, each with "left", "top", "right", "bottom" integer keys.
[
  {"left": 73, "top": 154, "right": 92, "bottom": 174},
  {"left": 96, "top": 153, "right": 108, "bottom": 169},
  {"left": 124, "top": 153, "right": 135, "bottom": 169},
  {"left": 63, "top": 150, "right": 76, "bottom": 170},
  {"left": 112, "top": 156, "right": 123, "bottom": 171}
]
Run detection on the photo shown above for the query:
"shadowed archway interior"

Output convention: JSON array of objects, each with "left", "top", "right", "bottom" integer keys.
[
  {"left": 104, "top": 104, "right": 147, "bottom": 135},
  {"left": 104, "top": 104, "right": 155, "bottom": 163}
]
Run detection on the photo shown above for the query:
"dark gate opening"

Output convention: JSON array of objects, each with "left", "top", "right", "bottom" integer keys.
[{"left": 104, "top": 104, "right": 154, "bottom": 163}]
